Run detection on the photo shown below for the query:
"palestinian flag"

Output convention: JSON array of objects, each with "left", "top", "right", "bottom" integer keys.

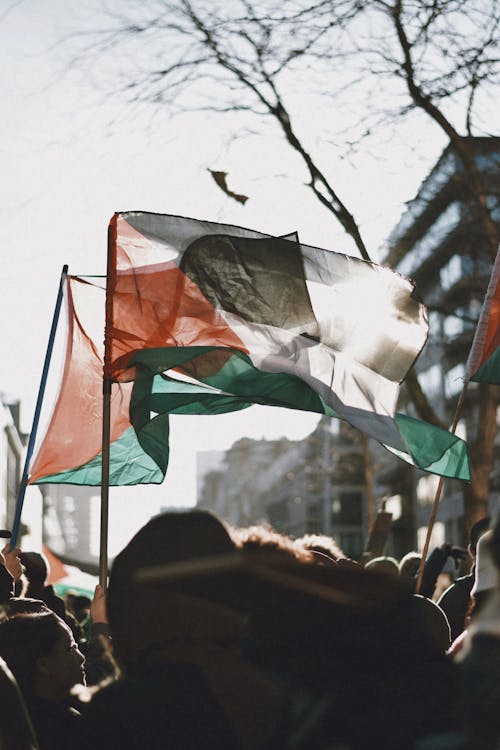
[
  {"left": 29, "top": 277, "right": 164, "bottom": 484},
  {"left": 29, "top": 274, "right": 328, "bottom": 485},
  {"left": 465, "top": 246, "right": 500, "bottom": 383},
  {"left": 29, "top": 214, "right": 470, "bottom": 485},
  {"left": 107, "top": 212, "right": 429, "bottom": 448}
]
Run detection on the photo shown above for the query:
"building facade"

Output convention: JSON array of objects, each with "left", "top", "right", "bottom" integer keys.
[
  {"left": 198, "top": 416, "right": 369, "bottom": 559},
  {"left": 0, "top": 395, "right": 42, "bottom": 549},
  {"left": 40, "top": 484, "right": 100, "bottom": 570},
  {"left": 381, "top": 137, "right": 500, "bottom": 546}
]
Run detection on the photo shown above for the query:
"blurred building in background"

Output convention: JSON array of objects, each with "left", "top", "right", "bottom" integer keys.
[
  {"left": 199, "top": 137, "right": 500, "bottom": 556},
  {"left": 197, "top": 417, "right": 369, "bottom": 559},
  {"left": 40, "top": 484, "right": 100, "bottom": 573},
  {"left": 0, "top": 394, "right": 42, "bottom": 550},
  {"left": 380, "top": 136, "right": 500, "bottom": 547}
]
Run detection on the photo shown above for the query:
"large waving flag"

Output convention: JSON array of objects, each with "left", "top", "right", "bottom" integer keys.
[
  {"left": 465, "top": 245, "right": 500, "bottom": 383},
  {"left": 107, "top": 213, "right": 428, "bottom": 450},
  {"left": 29, "top": 214, "right": 470, "bottom": 485},
  {"left": 106, "top": 212, "right": 468, "bottom": 481}
]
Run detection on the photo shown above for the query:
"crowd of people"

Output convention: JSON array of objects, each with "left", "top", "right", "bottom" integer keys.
[{"left": 0, "top": 509, "right": 499, "bottom": 749}]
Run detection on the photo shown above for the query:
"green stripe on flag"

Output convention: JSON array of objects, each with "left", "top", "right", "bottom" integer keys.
[
  {"left": 33, "top": 426, "right": 164, "bottom": 486},
  {"left": 36, "top": 345, "right": 471, "bottom": 486},
  {"left": 393, "top": 414, "right": 471, "bottom": 481},
  {"left": 128, "top": 346, "right": 471, "bottom": 480},
  {"left": 471, "top": 346, "right": 500, "bottom": 385},
  {"left": 130, "top": 346, "right": 327, "bottom": 412}
]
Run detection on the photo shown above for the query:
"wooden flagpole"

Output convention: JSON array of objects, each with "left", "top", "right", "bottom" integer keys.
[
  {"left": 11, "top": 265, "right": 69, "bottom": 549},
  {"left": 363, "top": 435, "right": 375, "bottom": 534},
  {"left": 99, "top": 217, "right": 117, "bottom": 590},
  {"left": 415, "top": 382, "right": 469, "bottom": 593},
  {"left": 99, "top": 377, "right": 112, "bottom": 589}
]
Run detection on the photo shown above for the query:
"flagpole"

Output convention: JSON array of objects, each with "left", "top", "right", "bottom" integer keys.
[
  {"left": 99, "top": 216, "right": 117, "bottom": 590},
  {"left": 99, "top": 377, "right": 112, "bottom": 589},
  {"left": 415, "top": 382, "right": 469, "bottom": 593},
  {"left": 363, "top": 435, "right": 375, "bottom": 534},
  {"left": 10, "top": 265, "right": 69, "bottom": 549}
]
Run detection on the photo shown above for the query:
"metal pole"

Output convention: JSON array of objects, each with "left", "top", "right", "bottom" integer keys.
[{"left": 11, "top": 265, "right": 68, "bottom": 548}]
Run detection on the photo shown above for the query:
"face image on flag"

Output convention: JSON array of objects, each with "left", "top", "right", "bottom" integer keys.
[{"left": 29, "top": 213, "right": 470, "bottom": 485}]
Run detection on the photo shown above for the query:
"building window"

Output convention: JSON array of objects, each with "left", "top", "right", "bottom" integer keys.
[
  {"left": 416, "top": 475, "right": 440, "bottom": 505},
  {"left": 440, "top": 255, "right": 462, "bottom": 290},
  {"left": 339, "top": 531, "right": 363, "bottom": 559},
  {"left": 428, "top": 311, "right": 441, "bottom": 337},
  {"left": 397, "top": 202, "right": 461, "bottom": 277},
  {"left": 90, "top": 496, "right": 101, "bottom": 558},
  {"left": 267, "top": 500, "right": 289, "bottom": 531},
  {"left": 443, "top": 306, "right": 475, "bottom": 338},
  {"left": 306, "top": 502, "right": 321, "bottom": 533},
  {"left": 333, "top": 490, "right": 363, "bottom": 525},
  {"left": 61, "top": 495, "right": 78, "bottom": 549},
  {"left": 417, "top": 522, "right": 445, "bottom": 552},
  {"left": 384, "top": 495, "right": 402, "bottom": 520},
  {"left": 443, "top": 315, "right": 464, "bottom": 337},
  {"left": 487, "top": 194, "right": 500, "bottom": 221},
  {"left": 440, "top": 254, "right": 492, "bottom": 287},
  {"left": 419, "top": 364, "right": 442, "bottom": 399},
  {"left": 62, "top": 495, "right": 75, "bottom": 512},
  {"left": 445, "top": 363, "right": 465, "bottom": 399},
  {"left": 6, "top": 442, "right": 18, "bottom": 521}
]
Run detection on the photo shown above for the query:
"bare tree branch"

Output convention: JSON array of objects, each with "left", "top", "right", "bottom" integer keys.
[{"left": 389, "top": 0, "right": 499, "bottom": 258}]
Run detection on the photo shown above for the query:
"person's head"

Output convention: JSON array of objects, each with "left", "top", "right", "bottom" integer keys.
[
  {"left": 0, "top": 612, "right": 85, "bottom": 702},
  {"left": 294, "top": 534, "right": 345, "bottom": 564},
  {"left": 234, "top": 524, "right": 314, "bottom": 564},
  {"left": 0, "top": 597, "right": 50, "bottom": 622},
  {"left": 19, "top": 552, "right": 49, "bottom": 588},
  {"left": 108, "top": 509, "right": 242, "bottom": 672},
  {"left": 364, "top": 556, "right": 400, "bottom": 577},
  {"left": 412, "top": 595, "right": 451, "bottom": 652},
  {"left": 469, "top": 517, "right": 490, "bottom": 559},
  {"left": 470, "top": 529, "right": 497, "bottom": 607},
  {"left": 399, "top": 552, "right": 422, "bottom": 579}
]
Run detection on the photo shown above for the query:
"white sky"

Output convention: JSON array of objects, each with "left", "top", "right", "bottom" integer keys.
[{"left": 0, "top": 0, "right": 451, "bottom": 550}]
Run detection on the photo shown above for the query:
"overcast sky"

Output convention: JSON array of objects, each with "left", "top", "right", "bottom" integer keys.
[{"left": 1, "top": 0, "right": 451, "bottom": 552}]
